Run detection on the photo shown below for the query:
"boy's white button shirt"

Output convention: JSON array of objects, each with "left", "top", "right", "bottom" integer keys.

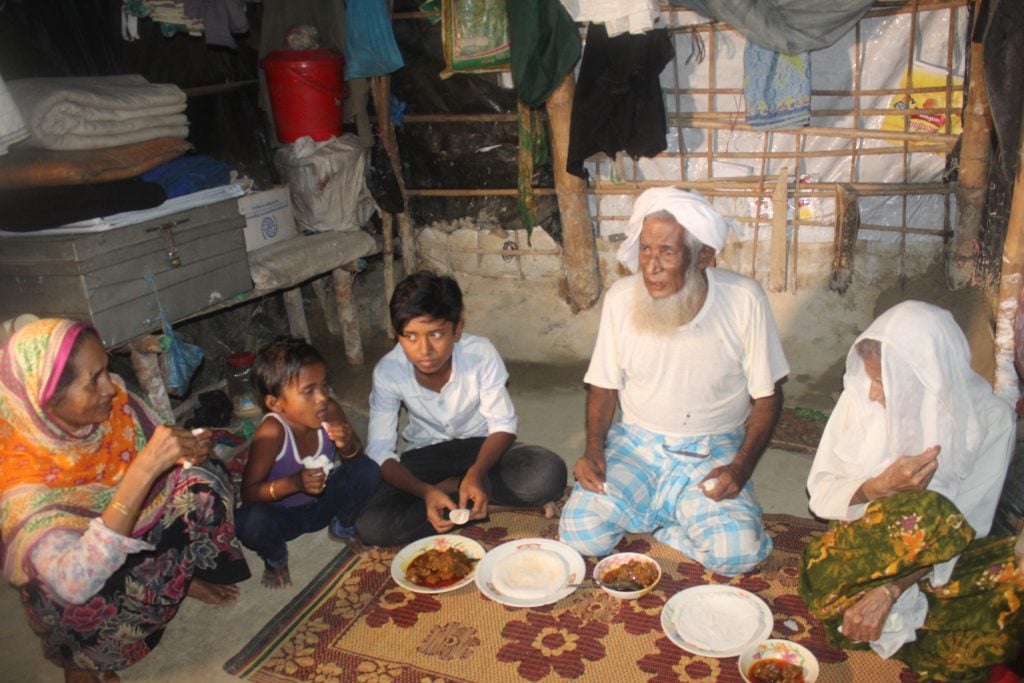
[{"left": 366, "top": 333, "right": 518, "bottom": 466}]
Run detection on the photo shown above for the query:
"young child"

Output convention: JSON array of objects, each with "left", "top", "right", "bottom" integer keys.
[
  {"left": 235, "top": 338, "right": 381, "bottom": 588},
  {"left": 355, "top": 271, "right": 567, "bottom": 547}
]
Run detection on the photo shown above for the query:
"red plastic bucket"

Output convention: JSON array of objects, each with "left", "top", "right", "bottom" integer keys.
[{"left": 261, "top": 49, "right": 348, "bottom": 143}]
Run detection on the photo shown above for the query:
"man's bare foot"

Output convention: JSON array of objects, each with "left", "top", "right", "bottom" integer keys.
[
  {"left": 262, "top": 564, "right": 292, "bottom": 589},
  {"left": 187, "top": 578, "right": 240, "bottom": 605},
  {"left": 64, "top": 668, "right": 119, "bottom": 682}
]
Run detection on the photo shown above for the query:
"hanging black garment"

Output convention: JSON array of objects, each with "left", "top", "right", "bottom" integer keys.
[{"left": 566, "top": 24, "right": 675, "bottom": 180}]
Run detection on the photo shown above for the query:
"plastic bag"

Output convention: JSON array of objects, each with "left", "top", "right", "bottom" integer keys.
[
  {"left": 274, "top": 133, "right": 376, "bottom": 232},
  {"left": 145, "top": 274, "right": 204, "bottom": 397},
  {"left": 161, "top": 317, "right": 204, "bottom": 397},
  {"left": 441, "top": 0, "right": 510, "bottom": 78}
]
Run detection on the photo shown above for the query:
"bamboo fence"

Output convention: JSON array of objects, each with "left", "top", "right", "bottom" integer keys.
[{"left": 392, "top": 0, "right": 967, "bottom": 289}]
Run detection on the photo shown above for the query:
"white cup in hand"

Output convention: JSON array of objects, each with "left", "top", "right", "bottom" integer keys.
[{"left": 449, "top": 509, "right": 471, "bottom": 525}]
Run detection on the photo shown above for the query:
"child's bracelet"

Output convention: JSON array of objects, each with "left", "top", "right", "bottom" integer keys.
[
  {"left": 269, "top": 481, "right": 277, "bottom": 500},
  {"left": 339, "top": 441, "right": 360, "bottom": 459},
  {"left": 110, "top": 500, "right": 133, "bottom": 516}
]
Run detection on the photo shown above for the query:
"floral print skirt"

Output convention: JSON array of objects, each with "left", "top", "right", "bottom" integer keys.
[
  {"left": 20, "top": 461, "right": 251, "bottom": 672},
  {"left": 799, "top": 490, "right": 1023, "bottom": 682}
]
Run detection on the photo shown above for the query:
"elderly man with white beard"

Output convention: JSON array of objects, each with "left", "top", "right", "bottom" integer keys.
[{"left": 559, "top": 187, "right": 790, "bottom": 576}]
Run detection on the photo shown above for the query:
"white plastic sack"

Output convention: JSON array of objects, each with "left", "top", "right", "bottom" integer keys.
[{"left": 274, "top": 133, "right": 375, "bottom": 232}]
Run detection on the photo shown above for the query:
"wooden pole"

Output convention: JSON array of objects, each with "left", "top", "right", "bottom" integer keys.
[
  {"left": 371, "top": 75, "right": 417, "bottom": 272},
  {"left": 382, "top": 212, "right": 395, "bottom": 335},
  {"left": 992, "top": 132, "right": 1024, "bottom": 401},
  {"left": 949, "top": 0, "right": 993, "bottom": 288},
  {"left": 333, "top": 267, "right": 364, "bottom": 365},
  {"left": 769, "top": 167, "right": 789, "bottom": 292},
  {"left": 545, "top": 73, "right": 601, "bottom": 312}
]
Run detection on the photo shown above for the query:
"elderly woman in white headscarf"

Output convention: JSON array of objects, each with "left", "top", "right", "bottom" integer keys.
[
  {"left": 559, "top": 187, "right": 789, "bottom": 576},
  {"left": 800, "top": 301, "right": 1023, "bottom": 682}
]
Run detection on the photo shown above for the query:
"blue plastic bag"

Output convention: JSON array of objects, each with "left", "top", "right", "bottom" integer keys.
[
  {"left": 343, "top": 0, "right": 405, "bottom": 78},
  {"left": 146, "top": 274, "right": 204, "bottom": 397}
]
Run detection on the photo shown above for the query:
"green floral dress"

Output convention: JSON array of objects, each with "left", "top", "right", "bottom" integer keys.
[{"left": 799, "top": 490, "right": 1024, "bottom": 682}]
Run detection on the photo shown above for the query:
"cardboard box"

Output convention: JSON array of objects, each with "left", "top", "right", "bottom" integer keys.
[{"left": 238, "top": 186, "right": 297, "bottom": 252}]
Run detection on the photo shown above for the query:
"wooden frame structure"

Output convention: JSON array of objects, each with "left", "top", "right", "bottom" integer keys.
[{"left": 389, "top": 0, "right": 968, "bottom": 300}]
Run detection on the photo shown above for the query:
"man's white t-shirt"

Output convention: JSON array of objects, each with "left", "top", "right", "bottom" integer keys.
[
  {"left": 584, "top": 269, "right": 789, "bottom": 438},
  {"left": 365, "top": 333, "right": 517, "bottom": 466}
]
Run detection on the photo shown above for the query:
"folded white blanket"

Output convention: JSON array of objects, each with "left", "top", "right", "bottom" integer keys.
[
  {"left": 8, "top": 74, "right": 189, "bottom": 150},
  {"left": 0, "top": 73, "right": 28, "bottom": 155}
]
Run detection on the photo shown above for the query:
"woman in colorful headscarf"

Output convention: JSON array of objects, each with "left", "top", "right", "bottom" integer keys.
[
  {"left": 0, "top": 319, "right": 250, "bottom": 683},
  {"left": 800, "top": 301, "right": 1024, "bottom": 682}
]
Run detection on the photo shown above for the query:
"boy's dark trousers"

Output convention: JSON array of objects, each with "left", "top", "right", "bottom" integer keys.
[{"left": 355, "top": 437, "right": 567, "bottom": 547}]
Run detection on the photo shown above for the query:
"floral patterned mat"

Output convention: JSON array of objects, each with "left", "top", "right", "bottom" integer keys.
[
  {"left": 769, "top": 407, "right": 830, "bottom": 455},
  {"left": 224, "top": 510, "right": 913, "bottom": 683}
]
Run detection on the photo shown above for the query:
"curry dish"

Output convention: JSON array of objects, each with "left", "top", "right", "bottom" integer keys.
[
  {"left": 405, "top": 547, "right": 475, "bottom": 587},
  {"left": 748, "top": 658, "right": 805, "bottom": 683},
  {"left": 600, "top": 559, "right": 659, "bottom": 588}
]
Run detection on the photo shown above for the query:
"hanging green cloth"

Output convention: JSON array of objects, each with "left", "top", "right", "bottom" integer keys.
[
  {"left": 507, "top": 0, "right": 581, "bottom": 107},
  {"left": 516, "top": 102, "right": 551, "bottom": 238}
]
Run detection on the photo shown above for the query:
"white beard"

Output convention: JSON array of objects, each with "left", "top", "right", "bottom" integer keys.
[{"left": 631, "top": 270, "right": 707, "bottom": 335}]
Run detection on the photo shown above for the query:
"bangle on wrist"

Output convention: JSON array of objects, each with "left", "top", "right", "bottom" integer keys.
[
  {"left": 339, "top": 441, "right": 360, "bottom": 459},
  {"left": 269, "top": 481, "right": 277, "bottom": 500},
  {"left": 110, "top": 500, "right": 132, "bottom": 516}
]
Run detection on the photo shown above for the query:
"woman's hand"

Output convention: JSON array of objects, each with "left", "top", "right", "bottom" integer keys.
[
  {"left": 133, "top": 425, "right": 205, "bottom": 478},
  {"left": 185, "top": 428, "right": 213, "bottom": 468},
  {"left": 843, "top": 584, "right": 897, "bottom": 642},
  {"left": 865, "top": 445, "right": 940, "bottom": 500}
]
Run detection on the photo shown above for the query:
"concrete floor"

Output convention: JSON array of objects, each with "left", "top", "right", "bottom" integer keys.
[{"left": 0, "top": 350, "right": 814, "bottom": 682}]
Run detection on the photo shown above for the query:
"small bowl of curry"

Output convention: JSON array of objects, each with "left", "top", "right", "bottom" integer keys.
[
  {"left": 593, "top": 552, "right": 662, "bottom": 599},
  {"left": 739, "top": 639, "right": 819, "bottom": 683}
]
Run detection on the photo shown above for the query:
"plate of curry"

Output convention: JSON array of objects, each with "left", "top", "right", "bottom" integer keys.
[{"left": 391, "top": 534, "right": 485, "bottom": 594}]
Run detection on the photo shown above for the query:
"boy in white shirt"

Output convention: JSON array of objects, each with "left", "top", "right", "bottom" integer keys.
[{"left": 356, "top": 271, "right": 567, "bottom": 546}]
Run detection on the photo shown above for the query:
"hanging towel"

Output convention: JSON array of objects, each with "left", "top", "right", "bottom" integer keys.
[
  {"left": 743, "top": 42, "right": 811, "bottom": 129},
  {"left": 344, "top": 0, "right": 405, "bottom": 78},
  {"left": 0, "top": 73, "right": 29, "bottom": 155},
  {"left": 508, "top": 0, "right": 581, "bottom": 107},
  {"left": 559, "top": 0, "right": 660, "bottom": 37}
]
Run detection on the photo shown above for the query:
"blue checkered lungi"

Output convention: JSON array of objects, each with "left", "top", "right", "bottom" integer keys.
[{"left": 558, "top": 421, "right": 772, "bottom": 576}]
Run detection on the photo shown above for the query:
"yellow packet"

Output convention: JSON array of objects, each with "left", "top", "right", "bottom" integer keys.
[{"left": 881, "top": 61, "right": 963, "bottom": 150}]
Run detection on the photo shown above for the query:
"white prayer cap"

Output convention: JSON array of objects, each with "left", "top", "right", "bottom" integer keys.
[{"left": 616, "top": 187, "right": 730, "bottom": 272}]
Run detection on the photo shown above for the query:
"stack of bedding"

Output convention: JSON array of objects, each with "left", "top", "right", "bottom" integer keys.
[
  {"left": 0, "top": 73, "right": 28, "bottom": 155},
  {"left": 0, "top": 75, "right": 197, "bottom": 229},
  {"left": 7, "top": 74, "right": 188, "bottom": 151}
]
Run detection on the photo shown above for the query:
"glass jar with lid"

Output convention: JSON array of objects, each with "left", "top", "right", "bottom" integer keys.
[{"left": 226, "top": 351, "right": 262, "bottom": 420}]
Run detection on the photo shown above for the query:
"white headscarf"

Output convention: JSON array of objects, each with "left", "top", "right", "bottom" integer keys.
[
  {"left": 616, "top": 187, "right": 731, "bottom": 273},
  {"left": 836, "top": 301, "right": 990, "bottom": 489}
]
